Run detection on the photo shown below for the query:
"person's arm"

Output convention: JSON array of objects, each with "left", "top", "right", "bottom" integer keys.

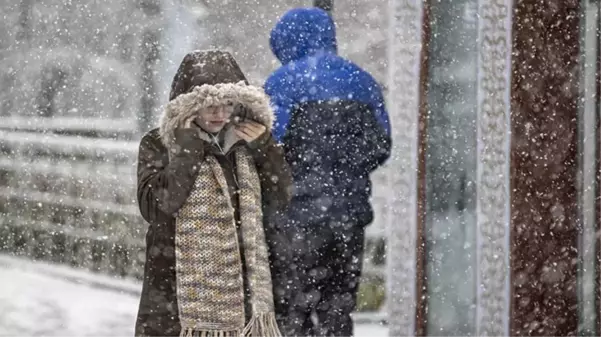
[
  {"left": 247, "top": 131, "right": 293, "bottom": 212},
  {"left": 345, "top": 73, "right": 391, "bottom": 170},
  {"left": 368, "top": 82, "right": 392, "bottom": 168},
  {"left": 339, "top": 109, "right": 391, "bottom": 173},
  {"left": 137, "top": 129, "right": 206, "bottom": 224},
  {"left": 264, "top": 72, "right": 296, "bottom": 143},
  {"left": 365, "top": 75, "right": 392, "bottom": 140}
]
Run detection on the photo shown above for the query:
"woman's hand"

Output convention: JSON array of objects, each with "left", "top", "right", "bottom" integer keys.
[
  {"left": 184, "top": 115, "right": 198, "bottom": 129},
  {"left": 234, "top": 121, "right": 267, "bottom": 143}
]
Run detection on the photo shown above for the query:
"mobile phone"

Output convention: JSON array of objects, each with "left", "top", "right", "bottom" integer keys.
[{"left": 232, "top": 104, "right": 248, "bottom": 124}]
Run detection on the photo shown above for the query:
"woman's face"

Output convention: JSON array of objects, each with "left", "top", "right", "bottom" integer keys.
[{"left": 197, "top": 105, "right": 234, "bottom": 133}]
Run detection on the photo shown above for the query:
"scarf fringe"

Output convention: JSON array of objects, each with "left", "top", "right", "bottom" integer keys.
[
  {"left": 242, "top": 312, "right": 282, "bottom": 337},
  {"left": 179, "top": 313, "right": 280, "bottom": 337},
  {"left": 179, "top": 328, "right": 241, "bottom": 337}
]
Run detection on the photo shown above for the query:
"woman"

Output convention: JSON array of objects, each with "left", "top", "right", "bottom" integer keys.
[{"left": 135, "top": 50, "right": 292, "bottom": 337}]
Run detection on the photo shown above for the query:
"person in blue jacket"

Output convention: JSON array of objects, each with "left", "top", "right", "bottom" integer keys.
[{"left": 265, "top": 7, "right": 392, "bottom": 337}]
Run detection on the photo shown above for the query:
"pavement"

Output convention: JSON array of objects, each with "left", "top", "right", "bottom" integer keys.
[{"left": 0, "top": 254, "right": 388, "bottom": 337}]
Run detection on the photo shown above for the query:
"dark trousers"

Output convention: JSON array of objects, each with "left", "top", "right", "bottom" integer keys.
[{"left": 275, "top": 224, "right": 365, "bottom": 337}]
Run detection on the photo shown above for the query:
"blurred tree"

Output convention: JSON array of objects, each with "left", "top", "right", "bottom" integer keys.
[
  {"left": 37, "top": 66, "right": 68, "bottom": 117},
  {"left": 16, "top": 0, "right": 33, "bottom": 45},
  {"left": 138, "top": 0, "right": 162, "bottom": 134}
]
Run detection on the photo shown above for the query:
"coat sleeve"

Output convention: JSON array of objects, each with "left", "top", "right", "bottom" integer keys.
[
  {"left": 343, "top": 72, "right": 392, "bottom": 171},
  {"left": 248, "top": 132, "right": 293, "bottom": 213},
  {"left": 361, "top": 69, "right": 392, "bottom": 138},
  {"left": 339, "top": 108, "right": 392, "bottom": 173},
  {"left": 264, "top": 72, "right": 297, "bottom": 143},
  {"left": 136, "top": 129, "right": 206, "bottom": 225}
]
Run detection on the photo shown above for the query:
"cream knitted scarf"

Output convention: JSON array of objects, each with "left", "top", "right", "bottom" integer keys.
[{"left": 159, "top": 82, "right": 280, "bottom": 337}]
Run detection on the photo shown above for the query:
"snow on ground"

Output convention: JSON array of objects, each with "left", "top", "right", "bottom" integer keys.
[
  {"left": 0, "top": 254, "right": 388, "bottom": 336},
  {"left": 0, "top": 256, "right": 138, "bottom": 336}
]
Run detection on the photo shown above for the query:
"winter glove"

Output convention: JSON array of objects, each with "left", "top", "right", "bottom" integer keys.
[{"left": 173, "top": 127, "right": 208, "bottom": 158}]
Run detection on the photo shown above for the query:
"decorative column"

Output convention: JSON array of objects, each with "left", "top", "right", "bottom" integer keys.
[
  {"left": 578, "top": 1, "right": 599, "bottom": 334},
  {"left": 475, "top": 0, "right": 513, "bottom": 335},
  {"left": 596, "top": 1, "right": 601, "bottom": 331},
  {"left": 510, "top": 1, "right": 581, "bottom": 335},
  {"left": 386, "top": 0, "right": 425, "bottom": 336}
]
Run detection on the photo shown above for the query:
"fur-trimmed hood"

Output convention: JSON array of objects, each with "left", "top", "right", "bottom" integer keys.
[
  {"left": 159, "top": 81, "right": 275, "bottom": 153},
  {"left": 159, "top": 50, "right": 274, "bottom": 153}
]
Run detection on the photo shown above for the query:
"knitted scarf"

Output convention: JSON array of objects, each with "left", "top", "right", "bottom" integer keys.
[{"left": 159, "top": 82, "right": 280, "bottom": 337}]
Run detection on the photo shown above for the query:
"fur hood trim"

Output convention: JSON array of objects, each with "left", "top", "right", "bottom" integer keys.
[{"left": 159, "top": 81, "right": 275, "bottom": 151}]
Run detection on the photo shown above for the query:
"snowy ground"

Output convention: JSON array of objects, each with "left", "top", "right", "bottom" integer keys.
[{"left": 0, "top": 254, "right": 388, "bottom": 337}]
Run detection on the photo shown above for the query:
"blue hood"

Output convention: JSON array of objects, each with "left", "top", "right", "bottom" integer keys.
[{"left": 269, "top": 7, "right": 338, "bottom": 64}]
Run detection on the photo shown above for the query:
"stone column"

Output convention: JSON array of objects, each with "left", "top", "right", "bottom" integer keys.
[
  {"left": 577, "top": 1, "right": 599, "bottom": 334},
  {"left": 594, "top": 1, "right": 601, "bottom": 330},
  {"left": 386, "top": 0, "right": 427, "bottom": 335},
  {"left": 510, "top": 1, "right": 581, "bottom": 335},
  {"left": 474, "top": 0, "right": 513, "bottom": 335}
]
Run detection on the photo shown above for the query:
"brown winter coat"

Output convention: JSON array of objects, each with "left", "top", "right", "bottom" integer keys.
[{"left": 134, "top": 50, "right": 292, "bottom": 337}]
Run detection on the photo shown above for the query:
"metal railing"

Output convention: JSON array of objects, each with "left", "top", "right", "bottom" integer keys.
[{"left": 0, "top": 119, "right": 146, "bottom": 279}]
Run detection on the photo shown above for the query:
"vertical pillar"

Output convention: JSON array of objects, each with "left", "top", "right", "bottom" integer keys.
[
  {"left": 510, "top": 1, "right": 581, "bottom": 335},
  {"left": 594, "top": 2, "right": 601, "bottom": 334},
  {"left": 475, "top": 0, "right": 513, "bottom": 335},
  {"left": 415, "top": 4, "right": 431, "bottom": 334},
  {"left": 386, "top": 0, "right": 426, "bottom": 336},
  {"left": 578, "top": 1, "right": 599, "bottom": 334}
]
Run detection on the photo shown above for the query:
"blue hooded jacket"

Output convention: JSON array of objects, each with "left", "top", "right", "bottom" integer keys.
[
  {"left": 265, "top": 7, "right": 391, "bottom": 142},
  {"left": 265, "top": 7, "right": 391, "bottom": 227}
]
